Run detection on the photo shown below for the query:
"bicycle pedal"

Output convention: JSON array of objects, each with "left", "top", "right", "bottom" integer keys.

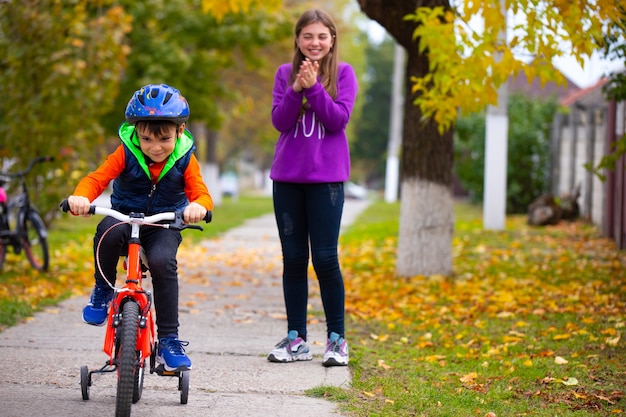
[
  {"left": 155, "top": 364, "right": 174, "bottom": 376},
  {"left": 154, "top": 364, "right": 180, "bottom": 376}
]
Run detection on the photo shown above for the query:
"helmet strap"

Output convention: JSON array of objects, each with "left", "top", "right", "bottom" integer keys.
[{"left": 130, "top": 128, "right": 142, "bottom": 148}]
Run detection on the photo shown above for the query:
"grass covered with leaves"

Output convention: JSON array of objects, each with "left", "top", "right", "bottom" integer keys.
[
  {"left": 334, "top": 200, "right": 625, "bottom": 417},
  {"left": 0, "top": 195, "right": 273, "bottom": 330}
]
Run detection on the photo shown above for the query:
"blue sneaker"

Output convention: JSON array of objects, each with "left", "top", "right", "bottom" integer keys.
[
  {"left": 157, "top": 335, "right": 192, "bottom": 371},
  {"left": 82, "top": 284, "right": 113, "bottom": 326}
]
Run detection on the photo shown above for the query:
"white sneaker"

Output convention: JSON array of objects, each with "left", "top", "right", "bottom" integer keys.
[
  {"left": 322, "top": 332, "right": 349, "bottom": 367},
  {"left": 267, "top": 330, "right": 313, "bottom": 363}
]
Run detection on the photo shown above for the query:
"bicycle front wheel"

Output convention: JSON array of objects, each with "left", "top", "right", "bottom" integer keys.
[
  {"left": 21, "top": 210, "right": 49, "bottom": 271},
  {"left": 115, "top": 301, "right": 139, "bottom": 417}
]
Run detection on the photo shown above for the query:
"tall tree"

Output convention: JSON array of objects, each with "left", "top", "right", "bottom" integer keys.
[
  {"left": 100, "top": 0, "right": 291, "bottom": 149},
  {"left": 357, "top": 0, "right": 624, "bottom": 277},
  {"left": 0, "top": 1, "right": 131, "bottom": 220},
  {"left": 358, "top": 0, "right": 455, "bottom": 277}
]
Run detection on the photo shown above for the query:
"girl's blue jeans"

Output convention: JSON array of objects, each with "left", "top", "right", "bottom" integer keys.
[{"left": 272, "top": 181, "right": 346, "bottom": 340}]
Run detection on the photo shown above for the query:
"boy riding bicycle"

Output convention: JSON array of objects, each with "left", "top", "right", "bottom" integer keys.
[{"left": 66, "top": 84, "right": 213, "bottom": 372}]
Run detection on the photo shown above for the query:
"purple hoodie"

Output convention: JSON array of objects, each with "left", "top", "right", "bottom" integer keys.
[{"left": 269, "top": 62, "right": 358, "bottom": 183}]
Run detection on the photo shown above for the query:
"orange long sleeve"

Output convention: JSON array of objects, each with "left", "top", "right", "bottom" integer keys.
[
  {"left": 73, "top": 145, "right": 213, "bottom": 211},
  {"left": 184, "top": 154, "right": 214, "bottom": 210},
  {"left": 73, "top": 145, "right": 125, "bottom": 202}
]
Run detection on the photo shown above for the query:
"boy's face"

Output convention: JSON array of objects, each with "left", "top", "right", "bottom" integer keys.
[{"left": 137, "top": 123, "right": 184, "bottom": 163}]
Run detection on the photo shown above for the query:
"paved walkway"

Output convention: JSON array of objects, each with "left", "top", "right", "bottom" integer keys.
[{"left": 0, "top": 198, "right": 370, "bottom": 417}]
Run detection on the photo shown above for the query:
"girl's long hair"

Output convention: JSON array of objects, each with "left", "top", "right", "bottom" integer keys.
[{"left": 290, "top": 9, "right": 339, "bottom": 101}]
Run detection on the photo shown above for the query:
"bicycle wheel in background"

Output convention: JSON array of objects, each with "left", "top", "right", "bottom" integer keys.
[
  {"left": 21, "top": 210, "right": 49, "bottom": 271},
  {"left": 0, "top": 240, "right": 6, "bottom": 271},
  {"left": 115, "top": 300, "right": 139, "bottom": 417},
  {"left": 0, "top": 203, "right": 8, "bottom": 271}
]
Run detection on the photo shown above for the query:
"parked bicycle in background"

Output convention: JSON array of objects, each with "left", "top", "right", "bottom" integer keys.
[{"left": 0, "top": 156, "right": 54, "bottom": 271}]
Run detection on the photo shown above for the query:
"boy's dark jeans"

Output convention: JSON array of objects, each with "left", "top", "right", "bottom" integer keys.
[
  {"left": 94, "top": 216, "right": 182, "bottom": 339},
  {"left": 272, "top": 181, "right": 346, "bottom": 340}
]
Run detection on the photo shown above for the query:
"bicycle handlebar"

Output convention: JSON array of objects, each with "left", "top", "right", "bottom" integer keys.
[
  {"left": 1, "top": 156, "right": 55, "bottom": 179},
  {"left": 59, "top": 199, "right": 212, "bottom": 232},
  {"left": 91, "top": 206, "right": 177, "bottom": 224}
]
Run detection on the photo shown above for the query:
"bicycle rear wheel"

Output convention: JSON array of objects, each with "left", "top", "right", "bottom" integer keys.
[
  {"left": 115, "top": 301, "right": 139, "bottom": 417},
  {"left": 21, "top": 210, "right": 49, "bottom": 271}
]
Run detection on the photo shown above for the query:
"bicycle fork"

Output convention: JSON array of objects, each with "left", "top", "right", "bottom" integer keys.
[
  {"left": 84, "top": 290, "right": 155, "bottom": 388},
  {"left": 104, "top": 219, "right": 155, "bottom": 361}
]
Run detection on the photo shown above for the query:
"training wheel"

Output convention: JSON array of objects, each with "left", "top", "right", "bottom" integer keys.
[
  {"left": 179, "top": 370, "right": 189, "bottom": 404},
  {"left": 80, "top": 365, "right": 90, "bottom": 400},
  {"left": 149, "top": 342, "right": 157, "bottom": 374}
]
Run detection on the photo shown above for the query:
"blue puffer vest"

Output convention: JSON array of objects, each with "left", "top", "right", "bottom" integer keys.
[{"left": 110, "top": 122, "right": 195, "bottom": 215}]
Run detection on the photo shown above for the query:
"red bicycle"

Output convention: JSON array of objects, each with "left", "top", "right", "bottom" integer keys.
[{"left": 60, "top": 200, "right": 210, "bottom": 417}]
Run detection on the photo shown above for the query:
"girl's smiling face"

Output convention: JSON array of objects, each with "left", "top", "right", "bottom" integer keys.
[
  {"left": 296, "top": 21, "right": 334, "bottom": 62},
  {"left": 137, "top": 123, "right": 183, "bottom": 163}
]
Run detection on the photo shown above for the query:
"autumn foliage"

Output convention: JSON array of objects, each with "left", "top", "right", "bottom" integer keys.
[
  {"left": 340, "top": 206, "right": 625, "bottom": 415},
  {"left": 404, "top": 0, "right": 626, "bottom": 133}
]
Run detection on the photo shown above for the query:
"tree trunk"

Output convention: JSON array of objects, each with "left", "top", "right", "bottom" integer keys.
[{"left": 358, "top": 0, "right": 454, "bottom": 277}]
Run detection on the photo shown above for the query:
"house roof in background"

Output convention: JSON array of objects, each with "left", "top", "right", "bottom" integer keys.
[
  {"left": 559, "top": 77, "right": 609, "bottom": 107},
  {"left": 508, "top": 69, "right": 581, "bottom": 100}
]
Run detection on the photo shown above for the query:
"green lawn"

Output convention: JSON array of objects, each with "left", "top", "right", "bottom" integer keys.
[{"left": 328, "top": 199, "right": 625, "bottom": 417}]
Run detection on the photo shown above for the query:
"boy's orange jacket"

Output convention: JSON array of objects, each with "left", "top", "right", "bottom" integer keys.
[{"left": 74, "top": 145, "right": 214, "bottom": 211}]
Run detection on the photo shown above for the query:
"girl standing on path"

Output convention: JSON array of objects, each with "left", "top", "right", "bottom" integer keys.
[{"left": 266, "top": 9, "right": 358, "bottom": 367}]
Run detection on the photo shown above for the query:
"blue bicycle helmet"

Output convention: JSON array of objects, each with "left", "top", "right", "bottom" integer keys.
[{"left": 125, "top": 83, "right": 190, "bottom": 125}]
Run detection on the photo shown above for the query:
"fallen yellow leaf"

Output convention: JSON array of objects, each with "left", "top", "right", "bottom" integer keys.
[
  {"left": 460, "top": 372, "right": 477, "bottom": 384},
  {"left": 606, "top": 332, "right": 621, "bottom": 347},
  {"left": 377, "top": 359, "right": 392, "bottom": 370},
  {"left": 562, "top": 377, "right": 579, "bottom": 386}
]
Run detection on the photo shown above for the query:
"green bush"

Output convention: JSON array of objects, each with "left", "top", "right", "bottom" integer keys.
[{"left": 454, "top": 93, "right": 559, "bottom": 213}]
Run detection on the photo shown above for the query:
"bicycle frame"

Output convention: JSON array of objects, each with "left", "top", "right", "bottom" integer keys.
[{"left": 93, "top": 208, "right": 177, "bottom": 363}]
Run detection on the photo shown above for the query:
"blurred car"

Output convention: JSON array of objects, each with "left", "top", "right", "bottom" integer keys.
[
  {"left": 220, "top": 172, "right": 239, "bottom": 198},
  {"left": 345, "top": 181, "right": 368, "bottom": 200}
]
